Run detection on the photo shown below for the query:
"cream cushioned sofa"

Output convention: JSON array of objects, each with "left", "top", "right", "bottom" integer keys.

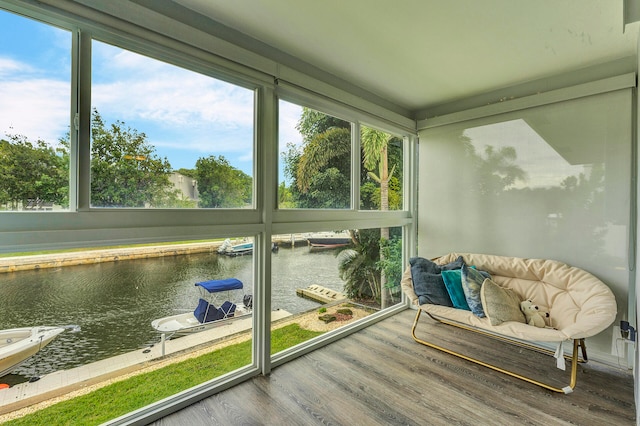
[{"left": 401, "top": 252, "right": 617, "bottom": 393}]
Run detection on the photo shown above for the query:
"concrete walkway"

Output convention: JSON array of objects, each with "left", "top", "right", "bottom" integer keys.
[{"left": 0, "top": 310, "right": 291, "bottom": 415}]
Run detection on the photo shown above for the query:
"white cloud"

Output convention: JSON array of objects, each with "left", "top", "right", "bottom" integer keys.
[
  {"left": 0, "top": 41, "right": 302, "bottom": 162},
  {"left": 151, "top": 130, "right": 253, "bottom": 154},
  {"left": 278, "top": 101, "right": 303, "bottom": 150},
  {"left": 0, "top": 78, "right": 69, "bottom": 144},
  {"left": 93, "top": 79, "right": 253, "bottom": 128},
  {"left": 91, "top": 42, "right": 255, "bottom": 145},
  {"left": 0, "top": 57, "right": 31, "bottom": 76}
]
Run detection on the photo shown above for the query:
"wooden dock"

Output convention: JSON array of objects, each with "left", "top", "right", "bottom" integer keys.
[{"left": 296, "top": 285, "right": 346, "bottom": 304}]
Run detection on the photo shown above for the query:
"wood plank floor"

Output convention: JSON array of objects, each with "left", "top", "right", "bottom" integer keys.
[{"left": 151, "top": 309, "right": 635, "bottom": 426}]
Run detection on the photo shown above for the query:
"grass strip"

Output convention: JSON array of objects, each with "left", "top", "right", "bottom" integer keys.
[{"left": 4, "top": 324, "right": 323, "bottom": 425}]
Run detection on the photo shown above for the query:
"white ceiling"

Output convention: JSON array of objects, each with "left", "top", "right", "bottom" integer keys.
[{"left": 173, "top": 0, "right": 638, "bottom": 114}]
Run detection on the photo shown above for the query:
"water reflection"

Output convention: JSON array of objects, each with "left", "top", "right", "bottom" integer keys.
[{"left": 0, "top": 246, "right": 342, "bottom": 383}]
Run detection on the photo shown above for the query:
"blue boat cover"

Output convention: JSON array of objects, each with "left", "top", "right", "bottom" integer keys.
[
  {"left": 194, "top": 298, "right": 218, "bottom": 323},
  {"left": 195, "top": 278, "right": 243, "bottom": 293},
  {"left": 218, "top": 301, "right": 237, "bottom": 319}
]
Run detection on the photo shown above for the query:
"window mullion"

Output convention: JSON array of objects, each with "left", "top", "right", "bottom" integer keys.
[
  {"left": 77, "top": 29, "right": 92, "bottom": 211},
  {"left": 351, "top": 122, "right": 361, "bottom": 210}
]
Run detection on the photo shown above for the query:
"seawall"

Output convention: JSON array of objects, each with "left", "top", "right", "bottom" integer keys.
[
  {"left": 0, "top": 242, "right": 223, "bottom": 274},
  {"left": 0, "top": 234, "right": 321, "bottom": 274}
]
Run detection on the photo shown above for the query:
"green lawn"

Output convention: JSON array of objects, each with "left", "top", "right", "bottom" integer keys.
[{"left": 5, "top": 324, "right": 323, "bottom": 425}]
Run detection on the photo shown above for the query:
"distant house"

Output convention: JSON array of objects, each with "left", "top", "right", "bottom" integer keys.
[{"left": 169, "top": 172, "right": 198, "bottom": 203}]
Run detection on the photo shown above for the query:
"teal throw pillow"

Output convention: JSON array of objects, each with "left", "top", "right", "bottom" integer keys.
[
  {"left": 441, "top": 269, "right": 471, "bottom": 311},
  {"left": 461, "top": 264, "right": 489, "bottom": 317}
]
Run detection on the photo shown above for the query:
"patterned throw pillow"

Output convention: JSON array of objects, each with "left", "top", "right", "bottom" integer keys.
[
  {"left": 461, "top": 263, "right": 489, "bottom": 317},
  {"left": 480, "top": 278, "right": 525, "bottom": 326}
]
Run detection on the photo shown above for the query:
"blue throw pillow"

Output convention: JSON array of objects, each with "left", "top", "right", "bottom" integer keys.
[
  {"left": 441, "top": 269, "right": 471, "bottom": 310},
  {"left": 410, "top": 257, "right": 452, "bottom": 306},
  {"left": 461, "top": 264, "right": 490, "bottom": 317},
  {"left": 409, "top": 256, "right": 466, "bottom": 306},
  {"left": 440, "top": 256, "right": 465, "bottom": 271}
]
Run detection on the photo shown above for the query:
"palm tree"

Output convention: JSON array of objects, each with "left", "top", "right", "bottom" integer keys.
[
  {"left": 290, "top": 111, "right": 401, "bottom": 308},
  {"left": 282, "top": 108, "right": 352, "bottom": 209},
  {"left": 361, "top": 126, "right": 396, "bottom": 307},
  {"left": 296, "top": 127, "right": 351, "bottom": 194}
]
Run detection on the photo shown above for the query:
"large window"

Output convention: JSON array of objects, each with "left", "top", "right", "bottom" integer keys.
[
  {"left": 90, "top": 41, "right": 255, "bottom": 209},
  {"left": 0, "top": 11, "right": 71, "bottom": 211},
  {"left": 270, "top": 227, "right": 404, "bottom": 355},
  {"left": 0, "top": 238, "right": 259, "bottom": 424},
  {"left": 0, "top": 5, "right": 413, "bottom": 424}
]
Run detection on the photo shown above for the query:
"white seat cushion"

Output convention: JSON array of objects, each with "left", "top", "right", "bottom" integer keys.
[{"left": 401, "top": 253, "right": 617, "bottom": 342}]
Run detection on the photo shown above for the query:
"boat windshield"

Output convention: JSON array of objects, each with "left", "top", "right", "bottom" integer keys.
[{"left": 195, "top": 278, "right": 243, "bottom": 293}]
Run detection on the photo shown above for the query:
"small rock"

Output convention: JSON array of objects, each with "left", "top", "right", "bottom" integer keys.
[{"left": 318, "top": 314, "right": 337, "bottom": 323}]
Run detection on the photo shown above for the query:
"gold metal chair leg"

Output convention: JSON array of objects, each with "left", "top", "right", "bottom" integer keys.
[{"left": 411, "top": 309, "right": 579, "bottom": 394}]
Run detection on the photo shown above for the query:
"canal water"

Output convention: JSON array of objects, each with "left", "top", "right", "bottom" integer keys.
[{"left": 0, "top": 246, "right": 344, "bottom": 385}]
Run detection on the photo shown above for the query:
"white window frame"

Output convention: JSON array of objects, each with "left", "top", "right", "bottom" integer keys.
[{"left": 0, "top": 2, "right": 418, "bottom": 424}]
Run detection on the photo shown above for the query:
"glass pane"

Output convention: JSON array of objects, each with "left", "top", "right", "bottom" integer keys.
[
  {"left": 360, "top": 126, "right": 404, "bottom": 211},
  {"left": 278, "top": 101, "right": 352, "bottom": 209},
  {"left": 0, "top": 11, "right": 71, "bottom": 211},
  {"left": 270, "top": 228, "right": 402, "bottom": 354},
  {"left": 91, "top": 41, "right": 254, "bottom": 208},
  {"left": 0, "top": 238, "right": 254, "bottom": 421}
]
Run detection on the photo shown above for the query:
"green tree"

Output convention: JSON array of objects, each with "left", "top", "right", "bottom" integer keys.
[
  {"left": 175, "top": 168, "right": 196, "bottom": 179},
  {"left": 296, "top": 108, "right": 349, "bottom": 143},
  {"left": 362, "top": 127, "right": 394, "bottom": 217},
  {"left": 285, "top": 110, "right": 406, "bottom": 308},
  {"left": 361, "top": 126, "right": 403, "bottom": 307},
  {"left": 195, "top": 155, "right": 252, "bottom": 208},
  {"left": 295, "top": 127, "right": 351, "bottom": 208},
  {"left": 337, "top": 228, "right": 382, "bottom": 301},
  {"left": 0, "top": 135, "right": 67, "bottom": 210},
  {"left": 281, "top": 108, "right": 352, "bottom": 209},
  {"left": 278, "top": 181, "right": 295, "bottom": 208},
  {"left": 377, "top": 235, "right": 403, "bottom": 303},
  {"left": 89, "top": 110, "right": 178, "bottom": 207}
]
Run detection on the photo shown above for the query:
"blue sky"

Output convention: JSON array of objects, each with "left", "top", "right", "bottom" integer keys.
[{"left": 0, "top": 9, "right": 303, "bottom": 179}]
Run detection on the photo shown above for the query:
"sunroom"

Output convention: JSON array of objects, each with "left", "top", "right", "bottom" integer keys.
[{"left": 0, "top": 1, "right": 637, "bottom": 425}]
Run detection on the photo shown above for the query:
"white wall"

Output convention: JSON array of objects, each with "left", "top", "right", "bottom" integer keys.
[{"left": 417, "top": 84, "right": 633, "bottom": 365}]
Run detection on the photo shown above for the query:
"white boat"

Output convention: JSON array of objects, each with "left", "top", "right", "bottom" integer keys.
[
  {"left": 306, "top": 231, "right": 352, "bottom": 249},
  {"left": 151, "top": 278, "right": 253, "bottom": 336},
  {"left": 0, "top": 326, "right": 65, "bottom": 378},
  {"left": 217, "top": 239, "right": 278, "bottom": 257}
]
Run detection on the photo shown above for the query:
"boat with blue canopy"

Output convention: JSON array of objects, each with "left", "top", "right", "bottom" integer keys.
[
  {"left": 151, "top": 278, "right": 253, "bottom": 336},
  {"left": 197, "top": 278, "right": 244, "bottom": 292}
]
